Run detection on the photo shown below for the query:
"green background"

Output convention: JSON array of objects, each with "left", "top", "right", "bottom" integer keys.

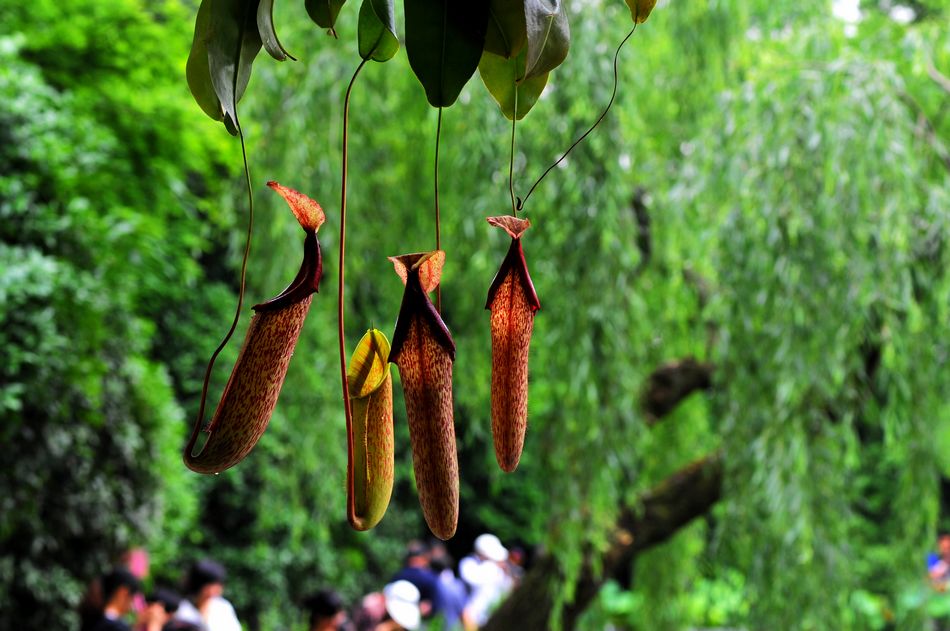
[{"left": 1, "top": 0, "right": 949, "bottom": 629}]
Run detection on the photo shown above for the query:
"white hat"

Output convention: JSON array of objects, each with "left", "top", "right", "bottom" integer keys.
[
  {"left": 383, "top": 580, "right": 421, "bottom": 630},
  {"left": 474, "top": 533, "right": 508, "bottom": 562}
]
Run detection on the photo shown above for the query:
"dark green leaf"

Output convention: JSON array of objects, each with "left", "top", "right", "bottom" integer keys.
[
  {"left": 524, "top": 0, "right": 569, "bottom": 80},
  {"left": 305, "top": 0, "right": 347, "bottom": 35},
  {"left": 209, "top": 0, "right": 264, "bottom": 133},
  {"left": 186, "top": 0, "right": 223, "bottom": 121},
  {"left": 478, "top": 49, "right": 548, "bottom": 120},
  {"left": 358, "top": 0, "right": 399, "bottom": 62},
  {"left": 624, "top": 0, "right": 657, "bottom": 23},
  {"left": 404, "top": 0, "right": 490, "bottom": 107},
  {"left": 484, "top": 0, "right": 527, "bottom": 59},
  {"left": 257, "top": 0, "right": 296, "bottom": 61}
]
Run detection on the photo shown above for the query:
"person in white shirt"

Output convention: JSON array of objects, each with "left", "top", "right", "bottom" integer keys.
[
  {"left": 459, "top": 534, "right": 513, "bottom": 627},
  {"left": 174, "top": 559, "right": 241, "bottom": 631}
]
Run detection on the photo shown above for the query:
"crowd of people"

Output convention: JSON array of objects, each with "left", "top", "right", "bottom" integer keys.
[
  {"left": 78, "top": 534, "right": 524, "bottom": 631},
  {"left": 384, "top": 534, "right": 523, "bottom": 630},
  {"left": 79, "top": 557, "right": 240, "bottom": 631}
]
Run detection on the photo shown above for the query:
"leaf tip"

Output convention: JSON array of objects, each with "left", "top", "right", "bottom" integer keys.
[{"left": 267, "top": 181, "right": 326, "bottom": 232}]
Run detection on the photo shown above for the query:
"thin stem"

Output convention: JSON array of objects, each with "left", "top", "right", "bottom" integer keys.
[
  {"left": 339, "top": 58, "right": 368, "bottom": 508},
  {"left": 509, "top": 88, "right": 518, "bottom": 217},
  {"left": 193, "top": 125, "right": 254, "bottom": 441},
  {"left": 192, "top": 4, "right": 257, "bottom": 452},
  {"left": 434, "top": 106, "right": 443, "bottom": 312},
  {"left": 518, "top": 25, "right": 637, "bottom": 213}
]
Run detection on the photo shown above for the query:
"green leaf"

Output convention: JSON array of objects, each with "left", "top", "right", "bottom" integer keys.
[
  {"left": 305, "top": 0, "right": 347, "bottom": 35},
  {"left": 358, "top": 0, "right": 399, "bottom": 62},
  {"left": 484, "top": 0, "right": 527, "bottom": 59},
  {"left": 257, "top": 0, "right": 296, "bottom": 61},
  {"left": 404, "top": 0, "right": 490, "bottom": 107},
  {"left": 208, "top": 0, "right": 264, "bottom": 134},
  {"left": 478, "top": 49, "right": 548, "bottom": 120},
  {"left": 624, "top": 0, "right": 657, "bottom": 23},
  {"left": 524, "top": 0, "right": 570, "bottom": 80},
  {"left": 186, "top": 0, "right": 223, "bottom": 121}
]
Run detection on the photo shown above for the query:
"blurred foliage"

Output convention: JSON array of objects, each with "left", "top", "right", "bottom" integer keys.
[
  {"left": 0, "top": 0, "right": 237, "bottom": 627},
  {"left": 1, "top": 0, "right": 949, "bottom": 630}
]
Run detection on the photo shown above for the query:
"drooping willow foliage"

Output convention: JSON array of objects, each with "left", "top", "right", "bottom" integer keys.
[
  {"left": 607, "top": 5, "right": 950, "bottom": 629},
  {"left": 688, "top": 58, "right": 948, "bottom": 629}
]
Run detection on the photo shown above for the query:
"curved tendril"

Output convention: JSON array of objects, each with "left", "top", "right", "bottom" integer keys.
[
  {"left": 192, "top": 124, "right": 254, "bottom": 444},
  {"left": 340, "top": 58, "right": 369, "bottom": 520},
  {"left": 517, "top": 25, "right": 638, "bottom": 213},
  {"left": 433, "top": 106, "right": 443, "bottom": 313}
]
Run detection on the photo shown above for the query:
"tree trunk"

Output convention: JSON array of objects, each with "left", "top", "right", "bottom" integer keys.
[
  {"left": 483, "top": 453, "right": 723, "bottom": 631},
  {"left": 483, "top": 357, "right": 720, "bottom": 631}
]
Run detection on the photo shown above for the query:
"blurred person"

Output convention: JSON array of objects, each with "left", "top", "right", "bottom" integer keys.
[
  {"left": 391, "top": 540, "right": 439, "bottom": 619},
  {"left": 174, "top": 559, "right": 240, "bottom": 631},
  {"left": 377, "top": 581, "right": 421, "bottom": 631},
  {"left": 505, "top": 546, "right": 526, "bottom": 586},
  {"left": 428, "top": 542, "right": 468, "bottom": 630},
  {"left": 351, "top": 592, "right": 388, "bottom": 631},
  {"left": 459, "top": 534, "right": 513, "bottom": 627},
  {"left": 137, "top": 587, "right": 175, "bottom": 631},
  {"left": 138, "top": 587, "right": 201, "bottom": 631},
  {"left": 304, "top": 588, "right": 348, "bottom": 631},
  {"left": 929, "top": 532, "right": 950, "bottom": 589},
  {"left": 122, "top": 548, "right": 151, "bottom": 618},
  {"left": 80, "top": 567, "right": 142, "bottom": 631}
]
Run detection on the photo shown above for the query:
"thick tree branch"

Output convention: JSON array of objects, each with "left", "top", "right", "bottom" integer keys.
[
  {"left": 565, "top": 452, "right": 723, "bottom": 628},
  {"left": 642, "top": 357, "right": 714, "bottom": 423},
  {"left": 483, "top": 453, "right": 723, "bottom": 631},
  {"left": 483, "top": 357, "right": 719, "bottom": 631}
]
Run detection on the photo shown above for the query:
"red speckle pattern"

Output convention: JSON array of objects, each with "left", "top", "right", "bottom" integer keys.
[
  {"left": 486, "top": 215, "right": 531, "bottom": 240},
  {"left": 267, "top": 181, "right": 326, "bottom": 232},
  {"left": 185, "top": 297, "right": 312, "bottom": 474},
  {"left": 397, "top": 314, "right": 459, "bottom": 540},
  {"left": 349, "top": 371, "right": 395, "bottom": 530},
  {"left": 489, "top": 265, "right": 536, "bottom": 473},
  {"left": 389, "top": 251, "right": 445, "bottom": 293}
]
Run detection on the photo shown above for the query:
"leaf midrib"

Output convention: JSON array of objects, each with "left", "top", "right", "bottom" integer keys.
[{"left": 527, "top": 1, "right": 559, "bottom": 77}]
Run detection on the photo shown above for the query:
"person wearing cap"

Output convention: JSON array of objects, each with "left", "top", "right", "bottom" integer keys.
[
  {"left": 80, "top": 568, "right": 142, "bottom": 631},
  {"left": 459, "top": 534, "right": 513, "bottom": 627},
  {"left": 391, "top": 540, "right": 441, "bottom": 620},
  {"left": 173, "top": 559, "right": 241, "bottom": 631},
  {"left": 378, "top": 580, "right": 421, "bottom": 630}
]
